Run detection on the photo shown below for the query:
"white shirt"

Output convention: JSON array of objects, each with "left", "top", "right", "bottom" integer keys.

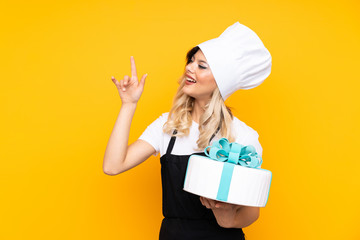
[{"left": 139, "top": 112, "right": 263, "bottom": 166}]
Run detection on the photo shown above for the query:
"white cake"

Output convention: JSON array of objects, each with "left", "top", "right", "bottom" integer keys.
[{"left": 183, "top": 140, "right": 272, "bottom": 207}]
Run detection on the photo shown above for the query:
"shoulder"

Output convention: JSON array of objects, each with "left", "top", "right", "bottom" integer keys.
[
  {"left": 155, "top": 112, "right": 169, "bottom": 123},
  {"left": 139, "top": 112, "right": 170, "bottom": 156},
  {"left": 160, "top": 112, "right": 169, "bottom": 121},
  {"left": 231, "top": 115, "right": 263, "bottom": 158},
  {"left": 231, "top": 115, "right": 259, "bottom": 140}
]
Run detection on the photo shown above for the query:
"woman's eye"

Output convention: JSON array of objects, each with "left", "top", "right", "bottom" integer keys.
[{"left": 189, "top": 57, "right": 206, "bottom": 69}]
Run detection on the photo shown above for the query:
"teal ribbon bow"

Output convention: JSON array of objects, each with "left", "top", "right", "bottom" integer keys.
[
  {"left": 204, "top": 138, "right": 262, "bottom": 168},
  {"left": 204, "top": 138, "right": 262, "bottom": 202}
]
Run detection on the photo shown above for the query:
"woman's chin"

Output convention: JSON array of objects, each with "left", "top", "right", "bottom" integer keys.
[{"left": 182, "top": 88, "right": 196, "bottom": 99}]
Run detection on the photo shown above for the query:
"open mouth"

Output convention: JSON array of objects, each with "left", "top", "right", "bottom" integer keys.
[{"left": 186, "top": 77, "right": 196, "bottom": 83}]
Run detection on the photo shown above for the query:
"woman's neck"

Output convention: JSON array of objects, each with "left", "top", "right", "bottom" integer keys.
[{"left": 191, "top": 99, "right": 208, "bottom": 124}]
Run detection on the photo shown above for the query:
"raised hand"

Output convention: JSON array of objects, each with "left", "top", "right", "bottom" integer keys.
[{"left": 111, "top": 56, "right": 148, "bottom": 104}]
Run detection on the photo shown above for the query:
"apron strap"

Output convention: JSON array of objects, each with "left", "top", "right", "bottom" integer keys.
[{"left": 166, "top": 129, "right": 178, "bottom": 155}]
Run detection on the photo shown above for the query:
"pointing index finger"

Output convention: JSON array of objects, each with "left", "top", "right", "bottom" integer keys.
[{"left": 130, "top": 56, "right": 138, "bottom": 78}]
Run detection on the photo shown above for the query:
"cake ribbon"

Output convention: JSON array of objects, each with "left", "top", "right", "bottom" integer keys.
[{"left": 204, "top": 138, "right": 263, "bottom": 202}]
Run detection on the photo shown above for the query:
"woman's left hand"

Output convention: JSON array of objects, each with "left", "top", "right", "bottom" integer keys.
[{"left": 200, "top": 196, "right": 243, "bottom": 228}]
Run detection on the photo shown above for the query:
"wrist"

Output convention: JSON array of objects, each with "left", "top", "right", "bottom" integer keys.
[
  {"left": 120, "top": 102, "right": 137, "bottom": 115},
  {"left": 121, "top": 102, "right": 137, "bottom": 108}
]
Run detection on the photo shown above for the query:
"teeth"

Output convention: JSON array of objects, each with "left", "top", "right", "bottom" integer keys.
[{"left": 186, "top": 77, "right": 196, "bottom": 83}]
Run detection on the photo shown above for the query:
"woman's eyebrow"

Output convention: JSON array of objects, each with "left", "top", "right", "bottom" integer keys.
[
  {"left": 197, "top": 60, "right": 208, "bottom": 64},
  {"left": 192, "top": 56, "right": 208, "bottom": 64}
]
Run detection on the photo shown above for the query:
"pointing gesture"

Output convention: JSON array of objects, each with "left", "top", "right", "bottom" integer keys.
[{"left": 111, "top": 56, "right": 148, "bottom": 104}]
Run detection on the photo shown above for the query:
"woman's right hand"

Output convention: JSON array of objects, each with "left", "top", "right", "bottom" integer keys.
[{"left": 111, "top": 56, "right": 148, "bottom": 104}]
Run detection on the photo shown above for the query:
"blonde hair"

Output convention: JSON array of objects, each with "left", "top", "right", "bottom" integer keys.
[{"left": 163, "top": 70, "right": 235, "bottom": 150}]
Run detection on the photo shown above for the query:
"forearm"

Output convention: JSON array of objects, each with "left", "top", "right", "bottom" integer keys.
[
  {"left": 212, "top": 205, "right": 259, "bottom": 229},
  {"left": 103, "top": 103, "right": 137, "bottom": 174},
  {"left": 230, "top": 206, "right": 260, "bottom": 228}
]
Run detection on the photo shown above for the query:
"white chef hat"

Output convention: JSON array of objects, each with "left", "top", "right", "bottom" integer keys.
[{"left": 197, "top": 22, "right": 272, "bottom": 100}]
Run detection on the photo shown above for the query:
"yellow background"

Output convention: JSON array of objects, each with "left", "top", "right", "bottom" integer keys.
[{"left": 1, "top": 0, "right": 359, "bottom": 239}]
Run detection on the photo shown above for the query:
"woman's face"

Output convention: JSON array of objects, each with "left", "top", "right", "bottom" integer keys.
[{"left": 182, "top": 49, "right": 218, "bottom": 100}]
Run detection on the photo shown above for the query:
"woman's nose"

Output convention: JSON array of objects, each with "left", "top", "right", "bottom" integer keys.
[{"left": 186, "top": 62, "right": 195, "bottom": 73}]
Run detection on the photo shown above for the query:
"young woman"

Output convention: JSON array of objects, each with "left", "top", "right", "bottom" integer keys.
[{"left": 103, "top": 22, "right": 272, "bottom": 240}]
